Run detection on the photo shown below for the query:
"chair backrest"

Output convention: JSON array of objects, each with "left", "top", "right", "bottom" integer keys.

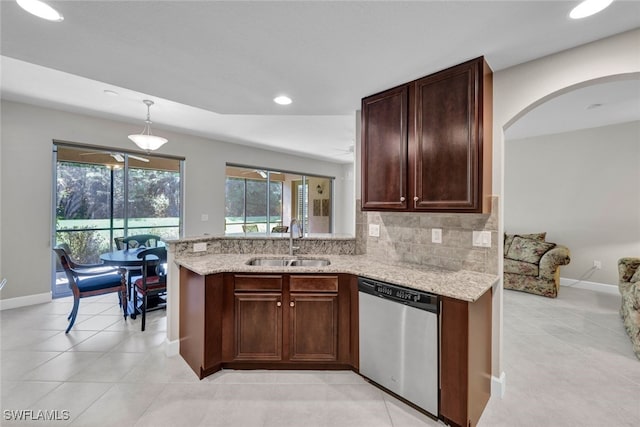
[
  {"left": 242, "top": 224, "right": 259, "bottom": 233},
  {"left": 114, "top": 237, "right": 125, "bottom": 250},
  {"left": 136, "top": 247, "right": 168, "bottom": 283},
  {"left": 122, "top": 234, "right": 162, "bottom": 250},
  {"left": 58, "top": 242, "right": 72, "bottom": 256},
  {"left": 53, "top": 246, "right": 79, "bottom": 290},
  {"left": 272, "top": 226, "right": 288, "bottom": 233}
]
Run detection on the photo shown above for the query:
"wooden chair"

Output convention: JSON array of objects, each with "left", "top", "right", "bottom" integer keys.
[
  {"left": 121, "top": 234, "right": 162, "bottom": 298},
  {"left": 133, "top": 247, "right": 167, "bottom": 331},
  {"left": 122, "top": 234, "right": 163, "bottom": 250},
  {"left": 53, "top": 246, "right": 127, "bottom": 333},
  {"left": 271, "top": 225, "right": 288, "bottom": 233}
]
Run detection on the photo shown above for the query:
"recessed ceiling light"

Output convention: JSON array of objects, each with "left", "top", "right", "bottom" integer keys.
[
  {"left": 569, "top": 0, "right": 614, "bottom": 19},
  {"left": 103, "top": 89, "right": 119, "bottom": 96},
  {"left": 274, "top": 95, "right": 292, "bottom": 105},
  {"left": 16, "top": 0, "right": 64, "bottom": 22}
]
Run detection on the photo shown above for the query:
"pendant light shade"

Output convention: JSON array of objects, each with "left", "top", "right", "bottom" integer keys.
[{"left": 128, "top": 100, "right": 168, "bottom": 151}]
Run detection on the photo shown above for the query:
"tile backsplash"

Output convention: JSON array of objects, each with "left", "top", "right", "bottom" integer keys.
[{"left": 356, "top": 196, "right": 499, "bottom": 274}]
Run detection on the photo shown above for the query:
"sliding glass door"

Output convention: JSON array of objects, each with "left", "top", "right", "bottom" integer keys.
[{"left": 52, "top": 144, "right": 182, "bottom": 298}]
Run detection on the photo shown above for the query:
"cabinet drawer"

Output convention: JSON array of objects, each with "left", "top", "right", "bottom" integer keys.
[
  {"left": 290, "top": 275, "right": 338, "bottom": 292},
  {"left": 234, "top": 275, "right": 283, "bottom": 291}
]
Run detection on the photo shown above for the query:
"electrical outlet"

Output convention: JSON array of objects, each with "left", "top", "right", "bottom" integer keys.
[
  {"left": 472, "top": 231, "right": 491, "bottom": 248},
  {"left": 368, "top": 224, "right": 380, "bottom": 237},
  {"left": 201, "top": 213, "right": 209, "bottom": 221},
  {"left": 593, "top": 260, "right": 602, "bottom": 270},
  {"left": 193, "top": 242, "right": 207, "bottom": 252},
  {"left": 432, "top": 228, "right": 442, "bottom": 244}
]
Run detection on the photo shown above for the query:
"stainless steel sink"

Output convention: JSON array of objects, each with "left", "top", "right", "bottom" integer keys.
[
  {"left": 246, "top": 258, "right": 291, "bottom": 266},
  {"left": 246, "top": 258, "right": 331, "bottom": 267},
  {"left": 289, "top": 259, "right": 331, "bottom": 267}
]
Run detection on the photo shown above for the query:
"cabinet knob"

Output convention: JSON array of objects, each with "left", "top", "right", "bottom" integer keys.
[
  {"left": 276, "top": 301, "right": 281, "bottom": 307},
  {"left": 400, "top": 197, "right": 406, "bottom": 202},
  {"left": 413, "top": 196, "right": 419, "bottom": 201},
  {"left": 290, "top": 301, "right": 295, "bottom": 307}
]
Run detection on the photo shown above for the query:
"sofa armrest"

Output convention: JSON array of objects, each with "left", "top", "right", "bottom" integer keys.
[
  {"left": 539, "top": 245, "right": 571, "bottom": 280},
  {"left": 618, "top": 257, "right": 640, "bottom": 283}
]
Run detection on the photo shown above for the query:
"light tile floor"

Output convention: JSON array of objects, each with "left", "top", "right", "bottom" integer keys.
[{"left": 1, "top": 286, "right": 638, "bottom": 426}]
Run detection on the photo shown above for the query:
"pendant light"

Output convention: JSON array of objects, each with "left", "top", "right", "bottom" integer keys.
[{"left": 128, "top": 100, "right": 168, "bottom": 151}]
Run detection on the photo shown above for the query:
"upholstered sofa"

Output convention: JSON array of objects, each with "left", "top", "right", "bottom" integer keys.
[
  {"left": 503, "top": 232, "right": 571, "bottom": 298},
  {"left": 618, "top": 257, "right": 640, "bottom": 359}
]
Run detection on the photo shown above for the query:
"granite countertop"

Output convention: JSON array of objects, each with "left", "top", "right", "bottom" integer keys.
[
  {"left": 166, "top": 234, "right": 356, "bottom": 244},
  {"left": 174, "top": 254, "right": 498, "bottom": 302}
]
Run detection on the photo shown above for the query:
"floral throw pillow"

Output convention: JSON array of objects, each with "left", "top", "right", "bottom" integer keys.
[
  {"left": 504, "top": 232, "right": 547, "bottom": 254},
  {"left": 506, "top": 236, "right": 556, "bottom": 264}
]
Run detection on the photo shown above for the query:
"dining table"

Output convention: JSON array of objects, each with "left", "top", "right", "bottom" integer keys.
[{"left": 100, "top": 248, "right": 161, "bottom": 319}]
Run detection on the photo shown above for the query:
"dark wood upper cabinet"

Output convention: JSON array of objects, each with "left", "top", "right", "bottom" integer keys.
[
  {"left": 361, "top": 57, "right": 492, "bottom": 213},
  {"left": 361, "top": 85, "right": 408, "bottom": 210}
]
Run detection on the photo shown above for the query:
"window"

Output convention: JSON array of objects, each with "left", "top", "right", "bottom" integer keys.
[{"left": 225, "top": 165, "right": 333, "bottom": 235}]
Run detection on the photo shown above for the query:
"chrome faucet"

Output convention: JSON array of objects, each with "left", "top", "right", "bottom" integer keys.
[{"left": 289, "top": 219, "right": 300, "bottom": 256}]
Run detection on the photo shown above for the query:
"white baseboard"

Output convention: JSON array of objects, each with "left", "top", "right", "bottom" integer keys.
[
  {"left": 491, "top": 371, "right": 506, "bottom": 398},
  {"left": 165, "top": 338, "right": 180, "bottom": 357},
  {"left": 0, "top": 292, "right": 51, "bottom": 310},
  {"left": 560, "top": 278, "right": 619, "bottom": 295}
]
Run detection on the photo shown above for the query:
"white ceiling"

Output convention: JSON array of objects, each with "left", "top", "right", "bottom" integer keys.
[{"left": 1, "top": 1, "right": 639, "bottom": 163}]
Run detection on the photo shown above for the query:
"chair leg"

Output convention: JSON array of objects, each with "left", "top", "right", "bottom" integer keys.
[
  {"left": 119, "top": 290, "right": 128, "bottom": 320},
  {"left": 141, "top": 293, "right": 147, "bottom": 331},
  {"left": 134, "top": 289, "right": 139, "bottom": 320},
  {"left": 130, "top": 284, "right": 137, "bottom": 320},
  {"left": 65, "top": 297, "right": 80, "bottom": 334}
]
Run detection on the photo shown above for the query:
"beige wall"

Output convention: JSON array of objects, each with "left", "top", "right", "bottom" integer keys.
[
  {"left": 0, "top": 100, "right": 353, "bottom": 302},
  {"left": 505, "top": 121, "right": 640, "bottom": 287}
]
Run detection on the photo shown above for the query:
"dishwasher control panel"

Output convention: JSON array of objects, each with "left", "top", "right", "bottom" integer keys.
[{"left": 358, "top": 277, "right": 439, "bottom": 313}]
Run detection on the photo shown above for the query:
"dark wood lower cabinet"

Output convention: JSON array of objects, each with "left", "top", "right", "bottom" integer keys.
[
  {"left": 290, "top": 293, "right": 338, "bottom": 361},
  {"left": 180, "top": 269, "right": 353, "bottom": 375},
  {"left": 234, "top": 293, "right": 282, "bottom": 361},
  {"left": 440, "top": 289, "right": 492, "bottom": 427},
  {"left": 179, "top": 269, "right": 224, "bottom": 379}
]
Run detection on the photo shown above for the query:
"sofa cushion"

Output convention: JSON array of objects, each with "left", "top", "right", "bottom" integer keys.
[
  {"left": 631, "top": 268, "right": 640, "bottom": 283},
  {"left": 506, "top": 236, "right": 556, "bottom": 264},
  {"left": 504, "top": 258, "right": 539, "bottom": 277},
  {"left": 504, "top": 232, "right": 546, "bottom": 253}
]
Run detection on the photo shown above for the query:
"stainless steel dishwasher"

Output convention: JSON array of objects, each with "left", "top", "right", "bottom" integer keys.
[{"left": 358, "top": 277, "right": 439, "bottom": 416}]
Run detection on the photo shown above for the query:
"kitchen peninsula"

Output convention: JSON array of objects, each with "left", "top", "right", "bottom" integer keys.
[{"left": 167, "top": 235, "right": 498, "bottom": 427}]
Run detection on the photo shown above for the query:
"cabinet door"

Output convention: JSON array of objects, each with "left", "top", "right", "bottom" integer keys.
[
  {"left": 361, "top": 85, "right": 408, "bottom": 210},
  {"left": 413, "top": 58, "right": 481, "bottom": 211},
  {"left": 289, "top": 293, "right": 338, "bottom": 361},
  {"left": 234, "top": 293, "right": 282, "bottom": 361}
]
